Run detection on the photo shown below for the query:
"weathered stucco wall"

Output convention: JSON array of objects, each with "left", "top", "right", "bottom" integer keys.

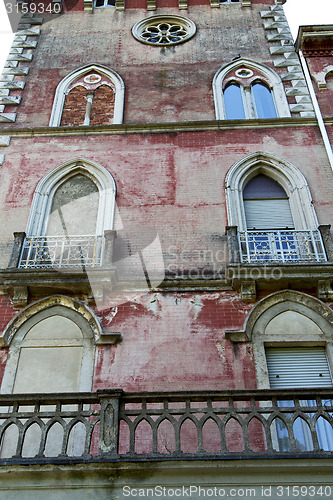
[{"left": 2, "top": 2, "right": 295, "bottom": 127}]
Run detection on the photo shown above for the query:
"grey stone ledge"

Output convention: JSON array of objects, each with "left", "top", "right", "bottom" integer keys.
[
  {"left": 16, "top": 28, "right": 41, "bottom": 36},
  {"left": 0, "top": 113, "right": 16, "bottom": 123},
  {"left": 0, "top": 154, "right": 4, "bottom": 165},
  {"left": 0, "top": 136, "right": 10, "bottom": 146},
  {"left": 0, "top": 81, "right": 25, "bottom": 90},
  {"left": 0, "top": 96, "right": 21, "bottom": 105},
  {"left": 7, "top": 54, "right": 33, "bottom": 62},
  {"left": 270, "top": 46, "right": 296, "bottom": 54},
  {"left": 1, "top": 67, "right": 29, "bottom": 76},
  {"left": 12, "top": 40, "right": 37, "bottom": 49}
]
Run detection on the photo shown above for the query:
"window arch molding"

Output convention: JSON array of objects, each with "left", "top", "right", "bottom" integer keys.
[
  {"left": 213, "top": 58, "right": 290, "bottom": 120},
  {"left": 26, "top": 157, "right": 116, "bottom": 237},
  {"left": 0, "top": 295, "right": 100, "bottom": 394},
  {"left": 49, "top": 64, "right": 125, "bottom": 127},
  {"left": 225, "top": 152, "right": 318, "bottom": 232},
  {"left": 226, "top": 290, "right": 333, "bottom": 389}
]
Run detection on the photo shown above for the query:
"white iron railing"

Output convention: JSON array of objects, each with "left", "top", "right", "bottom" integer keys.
[
  {"left": 238, "top": 230, "right": 327, "bottom": 264},
  {"left": 18, "top": 235, "right": 104, "bottom": 269}
]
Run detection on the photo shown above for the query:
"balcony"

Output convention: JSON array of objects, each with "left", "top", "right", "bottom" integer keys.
[
  {"left": 226, "top": 225, "right": 333, "bottom": 302},
  {"left": 238, "top": 229, "right": 327, "bottom": 264},
  {"left": 0, "top": 389, "right": 333, "bottom": 465},
  {"left": 0, "top": 231, "right": 117, "bottom": 306},
  {"left": 18, "top": 235, "right": 104, "bottom": 269}
]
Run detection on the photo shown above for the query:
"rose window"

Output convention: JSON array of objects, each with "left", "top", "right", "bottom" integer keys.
[{"left": 132, "top": 16, "right": 196, "bottom": 46}]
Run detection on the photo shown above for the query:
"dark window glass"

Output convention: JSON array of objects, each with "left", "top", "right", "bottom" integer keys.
[{"left": 243, "top": 174, "right": 288, "bottom": 200}]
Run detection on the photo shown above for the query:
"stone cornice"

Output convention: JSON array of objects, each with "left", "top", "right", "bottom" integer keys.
[{"left": 0, "top": 117, "right": 330, "bottom": 138}]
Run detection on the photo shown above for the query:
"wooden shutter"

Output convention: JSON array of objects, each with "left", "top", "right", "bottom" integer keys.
[
  {"left": 266, "top": 347, "right": 333, "bottom": 389},
  {"left": 244, "top": 199, "right": 294, "bottom": 230}
]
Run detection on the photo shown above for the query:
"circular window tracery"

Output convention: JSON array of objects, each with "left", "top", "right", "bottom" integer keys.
[{"left": 132, "top": 16, "right": 196, "bottom": 46}]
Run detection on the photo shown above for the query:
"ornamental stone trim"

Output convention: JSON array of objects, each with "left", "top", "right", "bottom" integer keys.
[
  {"left": 261, "top": 4, "right": 314, "bottom": 118},
  {"left": 0, "top": 14, "right": 42, "bottom": 125}
]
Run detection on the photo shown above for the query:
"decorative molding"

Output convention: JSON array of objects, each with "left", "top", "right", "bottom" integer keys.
[
  {"left": 241, "top": 280, "right": 256, "bottom": 303},
  {"left": 260, "top": 4, "right": 315, "bottom": 117},
  {"left": 96, "top": 332, "right": 123, "bottom": 345},
  {"left": 147, "top": 0, "right": 156, "bottom": 10},
  {"left": 0, "top": 116, "right": 324, "bottom": 138},
  {"left": 116, "top": 0, "right": 125, "bottom": 10},
  {"left": 226, "top": 289, "right": 333, "bottom": 344},
  {"left": 0, "top": 14, "right": 43, "bottom": 124},
  {"left": 318, "top": 280, "right": 333, "bottom": 301},
  {"left": 12, "top": 286, "right": 28, "bottom": 308}
]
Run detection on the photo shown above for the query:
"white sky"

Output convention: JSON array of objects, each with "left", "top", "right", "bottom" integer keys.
[{"left": 0, "top": 0, "right": 331, "bottom": 73}]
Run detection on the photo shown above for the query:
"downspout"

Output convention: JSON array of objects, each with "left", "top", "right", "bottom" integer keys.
[{"left": 298, "top": 49, "right": 333, "bottom": 171}]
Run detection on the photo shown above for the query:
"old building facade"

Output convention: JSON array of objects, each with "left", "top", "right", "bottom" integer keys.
[{"left": 0, "top": 0, "right": 333, "bottom": 497}]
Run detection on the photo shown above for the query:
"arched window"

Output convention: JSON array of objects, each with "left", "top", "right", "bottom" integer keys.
[
  {"left": 225, "top": 152, "right": 327, "bottom": 263},
  {"left": 19, "top": 158, "right": 116, "bottom": 269},
  {"left": 229, "top": 291, "right": 333, "bottom": 452},
  {"left": 0, "top": 297, "right": 99, "bottom": 458},
  {"left": 213, "top": 59, "right": 290, "bottom": 120},
  {"left": 1, "top": 296, "right": 98, "bottom": 394},
  {"left": 49, "top": 65, "right": 125, "bottom": 127},
  {"left": 243, "top": 174, "right": 294, "bottom": 230}
]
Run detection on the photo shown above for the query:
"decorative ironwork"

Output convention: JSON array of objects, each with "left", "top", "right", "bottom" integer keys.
[
  {"left": 18, "top": 235, "right": 104, "bottom": 269},
  {"left": 238, "top": 230, "right": 327, "bottom": 264},
  {"left": 0, "top": 389, "right": 332, "bottom": 464}
]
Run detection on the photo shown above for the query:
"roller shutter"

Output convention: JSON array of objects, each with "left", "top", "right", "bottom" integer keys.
[
  {"left": 266, "top": 347, "right": 333, "bottom": 389},
  {"left": 244, "top": 199, "right": 294, "bottom": 230}
]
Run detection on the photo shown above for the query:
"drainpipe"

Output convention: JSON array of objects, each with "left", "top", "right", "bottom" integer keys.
[{"left": 298, "top": 49, "right": 333, "bottom": 172}]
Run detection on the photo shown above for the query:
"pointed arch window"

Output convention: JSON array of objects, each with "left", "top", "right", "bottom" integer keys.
[
  {"left": 213, "top": 59, "right": 290, "bottom": 120},
  {"left": 225, "top": 153, "right": 327, "bottom": 263},
  {"left": 18, "top": 159, "right": 116, "bottom": 269},
  {"left": 49, "top": 65, "right": 125, "bottom": 127}
]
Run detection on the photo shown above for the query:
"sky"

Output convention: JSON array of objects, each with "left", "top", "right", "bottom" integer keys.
[{"left": 0, "top": 0, "right": 331, "bottom": 72}]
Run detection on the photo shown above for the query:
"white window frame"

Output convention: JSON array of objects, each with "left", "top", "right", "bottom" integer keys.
[
  {"left": 49, "top": 64, "right": 125, "bottom": 127},
  {"left": 225, "top": 152, "right": 319, "bottom": 232},
  {"left": 26, "top": 158, "right": 117, "bottom": 237},
  {"left": 213, "top": 58, "right": 290, "bottom": 120}
]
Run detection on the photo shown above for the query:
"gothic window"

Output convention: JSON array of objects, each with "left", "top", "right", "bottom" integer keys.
[
  {"left": 213, "top": 59, "right": 290, "bottom": 120},
  {"left": 225, "top": 152, "right": 327, "bottom": 263},
  {"left": 232, "top": 291, "right": 333, "bottom": 452},
  {"left": 0, "top": 298, "right": 98, "bottom": 458},
  {"left": 49, "top": 65, "right": 125, "bottom": 127},
  {"left": 19, "top": 159, "right": 116, "bottom": 269}
]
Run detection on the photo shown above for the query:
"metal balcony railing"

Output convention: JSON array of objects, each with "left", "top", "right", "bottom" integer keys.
[
  {"left": 18, "top": 235, "right": 104, "bottom": 269},
  {"left": 238, "top": 229, "right": 327, "bottom": 264},
  {"left": 0, "top": 389, "right": 332, "bottom": 464}
]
